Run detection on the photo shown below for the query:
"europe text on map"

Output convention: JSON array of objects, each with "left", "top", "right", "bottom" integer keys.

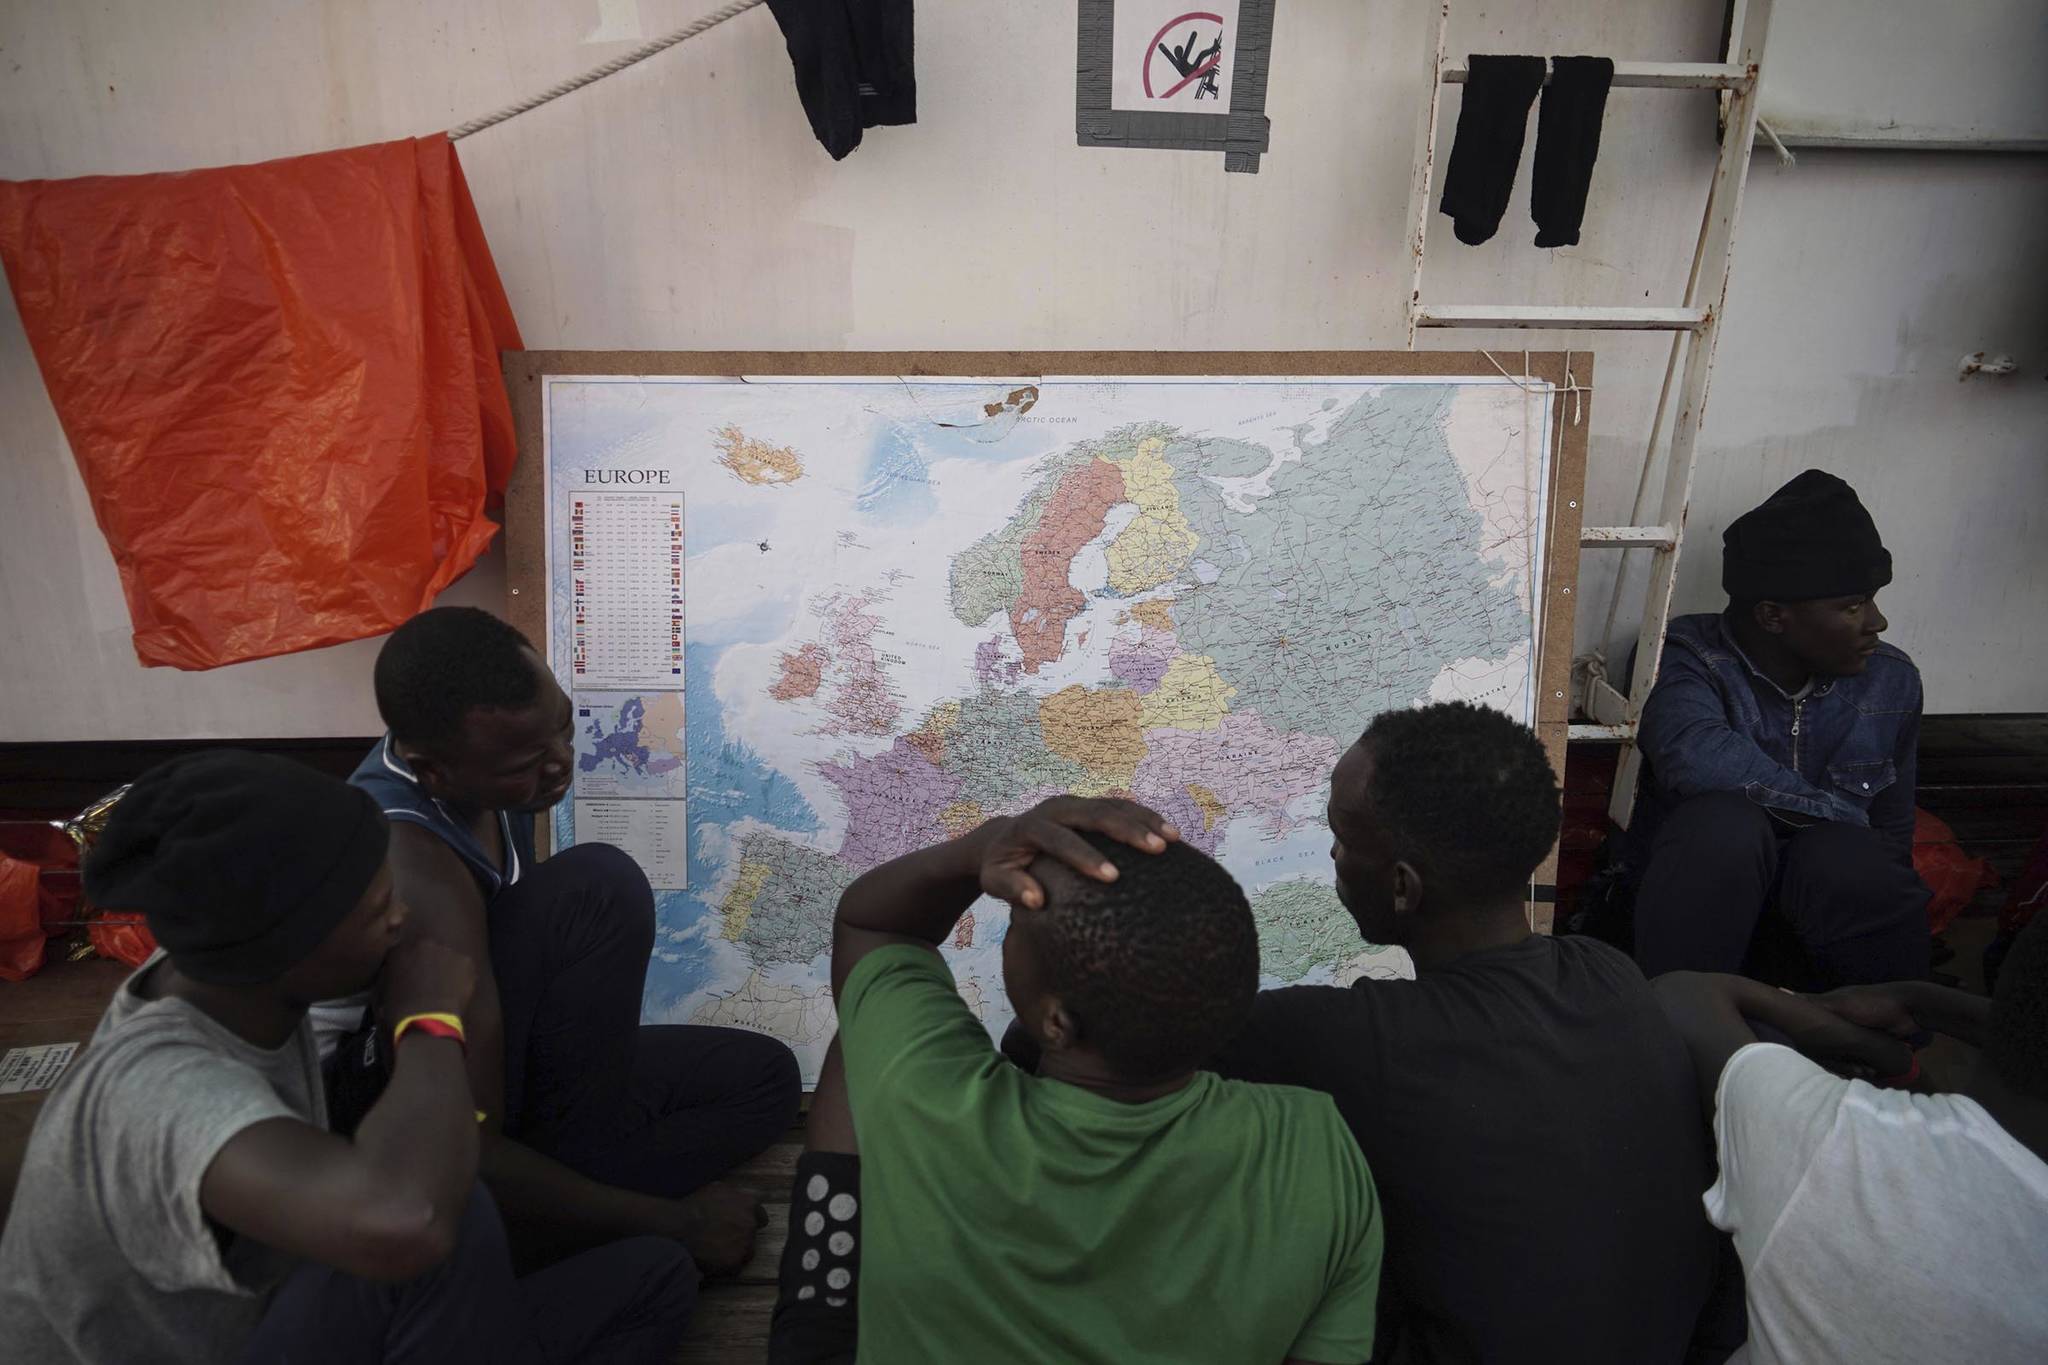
[{"left": 544, "top": 375, "right": 1554, "bottom": 1083}]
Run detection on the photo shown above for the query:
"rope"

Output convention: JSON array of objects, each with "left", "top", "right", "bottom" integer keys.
[
  {"left": 1478, "top": 348, "right": 1593, "bottom": 426},
  {"left": 1570, "top": 647, "right": 1609, "bottom": 705},
  {"left": 1756, "top": 118, "right": 1798, "bottom": 168},
  {"left": 447, "top": 0, "right": 769, "bottom": 142}
]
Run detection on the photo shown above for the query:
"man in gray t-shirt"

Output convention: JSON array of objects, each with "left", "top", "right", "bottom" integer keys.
[
  {"left": 2, "top": 951, "right": 329, "bottom": 1358},
  {"left": 0, "top": 752, "right": 701, "bottom": 1364}
]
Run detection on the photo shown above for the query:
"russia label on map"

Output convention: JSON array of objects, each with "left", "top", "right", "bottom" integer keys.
[{"left": 544, "top": 375, "right": 1554, "bottom": 1083}]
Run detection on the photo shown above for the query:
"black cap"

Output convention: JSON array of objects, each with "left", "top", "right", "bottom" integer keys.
[
  {"left": 84, "top": 751, "right": 389, "bottom": 985},
  {"left": 1722, "top": 469, "right": 1893, "bottom": 602}
]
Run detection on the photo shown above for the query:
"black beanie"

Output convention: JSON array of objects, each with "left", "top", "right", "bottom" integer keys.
[
  {"left": 1722, "top": 469, "right": 1893, "bottom": 602},
  {"left": 84, "top": 751, "right": 389, "bottom": 985}
]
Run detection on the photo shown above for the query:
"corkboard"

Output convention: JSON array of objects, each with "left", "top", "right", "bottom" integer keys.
[{"left": 502, "top": 351, "right": 1590, "bottom": 928}]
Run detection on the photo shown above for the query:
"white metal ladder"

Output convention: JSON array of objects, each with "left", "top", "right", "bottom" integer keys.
[{"left": 1405, "top": 0, "right": 1774, "bottom": 825}]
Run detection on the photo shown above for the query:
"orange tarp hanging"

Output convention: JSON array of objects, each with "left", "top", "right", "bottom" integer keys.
[{"left": 0, "top": 133, "right": 522, "bottom": 670}]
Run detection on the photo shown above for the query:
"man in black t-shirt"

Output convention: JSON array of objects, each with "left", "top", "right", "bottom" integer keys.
[{"left": 1212, "top": 702, "right": 1721, "bottom": 1365}]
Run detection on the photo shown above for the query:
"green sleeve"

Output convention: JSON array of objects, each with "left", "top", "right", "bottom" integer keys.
[
  {"left": 1286, "top": 1124, "right": 1383, "bottom": 1364},
  {"left": 837, "top": 943, "right": 1004, "bottom": 1131}
]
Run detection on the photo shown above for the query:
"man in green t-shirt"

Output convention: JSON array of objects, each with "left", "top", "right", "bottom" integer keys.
[{"left": 768, "top": 796, "right": 1383, "bottom": 1365}]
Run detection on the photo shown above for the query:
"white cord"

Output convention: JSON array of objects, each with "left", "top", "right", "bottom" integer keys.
[
  {"left": 1478, "top": 349, "right": 1592, "bottom": 426},
  {"left": 447, "top": 0, "right": 769, "bottom": 142},
  {"left": 1757, "top": 118, "right": 1798, "bottom": 168}
]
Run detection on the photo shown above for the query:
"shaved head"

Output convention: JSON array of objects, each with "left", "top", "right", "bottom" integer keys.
[{"left": 1014, "top": 833, "right": 1257, "bottom": 1083}]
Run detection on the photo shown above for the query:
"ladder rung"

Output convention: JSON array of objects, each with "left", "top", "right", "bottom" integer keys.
[
  {"left": 1416, "top": 304, "right": 1709, "bottom": 331},
  {"left": 1580, "top": 525, "right": 1676, "bottom": 549},
  {"left": 1568, "top": 723, "right": 1636, "bottom": 742},
  {"left": 1441, "top": 61, "right": 1752, "bottom": 91}
]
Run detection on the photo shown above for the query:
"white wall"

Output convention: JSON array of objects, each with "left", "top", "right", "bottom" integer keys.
[{"left": 2, "top": 0, "right": 2042, "bottom": 740}]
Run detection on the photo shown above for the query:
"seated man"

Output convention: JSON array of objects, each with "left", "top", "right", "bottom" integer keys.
[
  {"left": 1653, "top": 916, "right": 2048, "bottom": 1363},
  {"left": 1211, "top": 702, "right": 1720, "bottom": 1364},
  {"left": 0, "top": 752, "right": 695, "bottom": 1363},
  {"left": 1631, "top": 469, "right": 1929, "bottom": 988},
  {"left": 327, "top": 606, "right": 795, "bottom": 1271},
  {"left": 770, "top": 797, "right": 1383, "bottom": 1365}
]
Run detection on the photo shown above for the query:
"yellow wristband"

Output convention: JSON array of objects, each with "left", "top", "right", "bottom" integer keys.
[
  {"left": 392, "top": 1012, "right": 467, "bottom": 1048},
  {"left": 476, "top": 1110, "right": 489, "bottom": 1125}
]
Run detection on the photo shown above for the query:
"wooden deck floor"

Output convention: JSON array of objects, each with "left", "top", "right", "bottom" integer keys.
[{"left": 675, "top": 1129, "right": 802, "bottom": 1362}]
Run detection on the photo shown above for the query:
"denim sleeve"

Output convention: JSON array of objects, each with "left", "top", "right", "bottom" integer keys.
[
  {"left": 1867, "top": 683, "right": 1922, "bottom": 865},
  {"left": 1639, "top": 646, "right": 1865, "bottom": 826}
]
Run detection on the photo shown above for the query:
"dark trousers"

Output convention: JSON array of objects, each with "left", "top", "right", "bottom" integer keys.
[
  {"left": 490, "top": 842, "right": 801, "bottom": 1197},
  {"left": 1634, "top": 792, "right": 1931, "bottom": 988},
  {"left": 240, "top": 1185, "right": 695, "bottom": 1364}
]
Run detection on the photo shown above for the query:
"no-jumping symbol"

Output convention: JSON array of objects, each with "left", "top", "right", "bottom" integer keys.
[{"left": 1143, "top": 12, "right": 1226, "bottom": 101}]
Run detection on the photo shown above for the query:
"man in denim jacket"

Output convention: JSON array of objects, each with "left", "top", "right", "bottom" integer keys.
[{"left": 1631, "top": 470, "right": 1930, "bottom": 989}]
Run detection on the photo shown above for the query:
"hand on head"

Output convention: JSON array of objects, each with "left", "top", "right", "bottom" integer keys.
[{"left": 978, "top": 797, "right": 1179, "bottom": 910}]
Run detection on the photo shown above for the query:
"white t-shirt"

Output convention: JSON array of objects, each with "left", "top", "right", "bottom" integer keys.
[{"left": 1707, "top": 1043, "right": 2048, "bottom": 1365}]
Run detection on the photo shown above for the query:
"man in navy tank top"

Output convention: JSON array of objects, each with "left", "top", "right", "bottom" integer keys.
[{"left": 330, "top": 607, "right": 798, "bottom": 1276}]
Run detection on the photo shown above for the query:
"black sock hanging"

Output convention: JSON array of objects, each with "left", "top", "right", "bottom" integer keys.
[
  {"left": 1438, "top": 54, "right": 1547, "bottom": 246},
  {"left": 1531, "top": 56, "right": 1615, "bottom": 248}
]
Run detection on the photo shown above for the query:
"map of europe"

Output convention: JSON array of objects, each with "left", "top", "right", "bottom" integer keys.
[
  {"left": 544, "top": 375, "right": 1555, "bottom": 1083},
  {"left": 573, "top": 692, "right": 688, "bottom": 799}
]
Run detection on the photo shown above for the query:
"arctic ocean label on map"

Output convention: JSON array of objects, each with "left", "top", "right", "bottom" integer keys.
[{"left": 542, "top": 374, "right": 1554, "bottom": 1083}]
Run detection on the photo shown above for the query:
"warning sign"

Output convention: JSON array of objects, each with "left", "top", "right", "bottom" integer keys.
[{"left": 1110, "top": 1, "right": 1241, "bottom": 114}]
